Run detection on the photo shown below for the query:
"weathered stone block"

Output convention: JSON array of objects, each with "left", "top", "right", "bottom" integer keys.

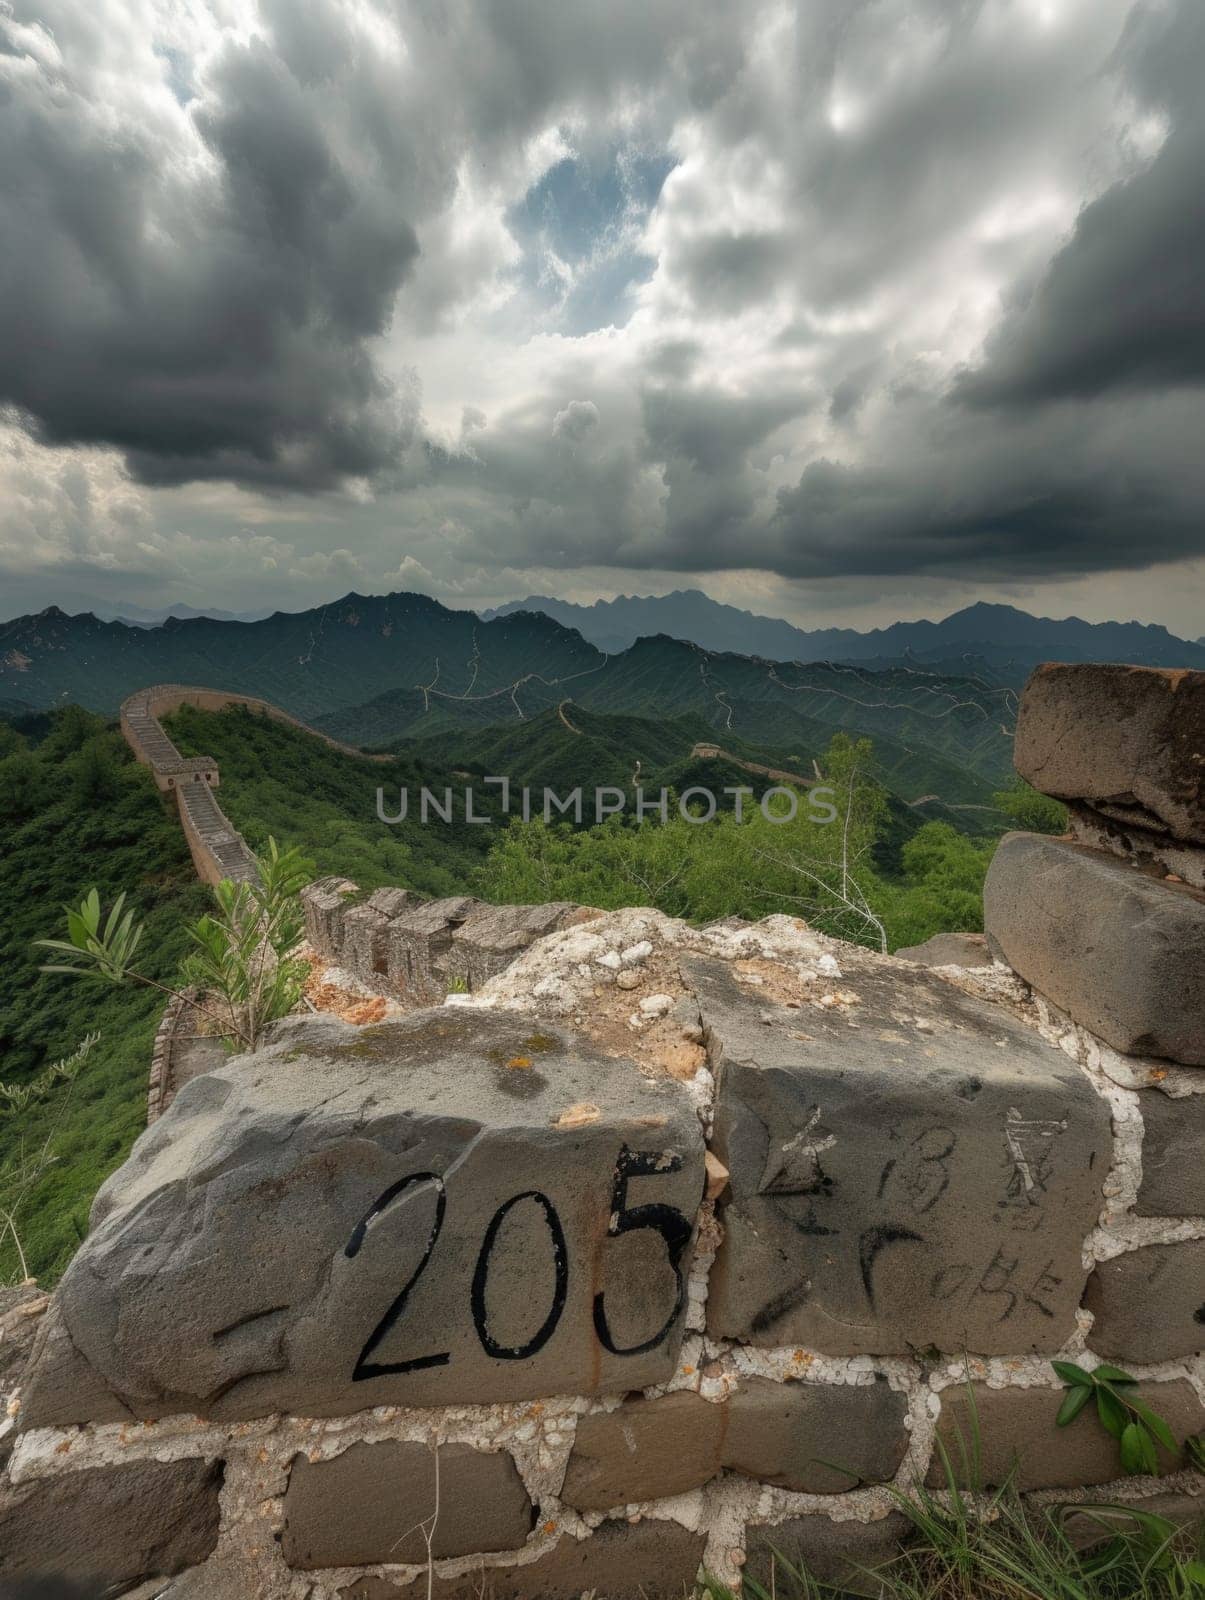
[
  {"left": 1013, "top": 664, "right": 1205, "bottom": 844},
  {"left": 930, "top": 1380, "right": 1201, "bottom": 1489},
  {"left": 23, "top": 1010, "right": 704, "bottom": 1424},
  {"left": 14, "top": 1300, "right": 135, "bottom": 1429},
  {"left": 302, "top": 877, "right": 358, "bottom": 957},
  {"left": 1084, "top": 1242, "right": 1205, "bottom": 1362},
  {"left": 744, "top": 1512, "right": 911, "bottom": 1598},
  {"left": 984, "top": 833, "right": 1205, "bottom": 1064},
  {"left": 694, "top": 957, "right": 1110, "bottom": 1355},
  {"left": 1136, "top": 1092, "right": 1205, "bottom": 1216},
  {"left": 724, "top": 1375, "right": 909, "bottom": 1493},
  {"left": 386, "top": 897, "right": 484, "bottom": 1000},
  {"left": 282, "top": 1440, "right": 533, "bottom": 1568},
  {"left": 895, "top": 932, "right": 993, "bottom": 968},
  {"left": 559, "top": 1391, "right": 724, "bottom": 1511},
  {"left": 0, "top": 1458, "right": 221, "bottom": 1587},
  {"left": 337, "top": 1520, "right": 706, "bottom": 1599},
  {"left": 1059, "top": 1487, "right": 1204, "bottom": 1550},
  {"left": 343, "top": 890, "right": 426, "bottom": 983}
]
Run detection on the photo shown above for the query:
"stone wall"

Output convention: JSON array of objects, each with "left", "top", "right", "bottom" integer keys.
[
  {"left": 302, "top": 880, "right": 594, "bottom": 1004},
  {"left": 3, "top": 665, "right": 1200, "bottom": 1598},
  {"left": 147, "top": 987, "right": 228, "bottom": 1125},
  {"left": 119, "top": 684, "right": 394, "bottom": 886}
]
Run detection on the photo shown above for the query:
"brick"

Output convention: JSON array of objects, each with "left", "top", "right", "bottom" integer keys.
[
  {"left": 1084, "top": 1242, "right": 1205, "bottom": 1362},
  {"left": 386, "top": 897, "right": 484, "bottom": 1000},
  {"left": 725, "top": 1375, "right": 909, "bottom": 1493},
  {"left": 693, "top": 955, "right": 1110, "bottom": 1355},
  {"left": 337, "top": 1519, "right": 706, "bottom": 1598},
  {"left": 929, "top": 1381, "right": 1201, "bottom": 1489},
  {"left": 559, "top": 1391, "right": 724, "bottom": 1511},
  {"left": 0, "top": 1459, "right": 221, "bottom": 1587},
  {"left": 744, "top": 1512, "right": 911, "bottom": 1598},
  {"left": 281, "top": 1440, "right": 533, "bottom": 1569},
  {"left": 1136, "top": 1092, "right": 1205, "bottom": 1217},
  {"left": 448, "top": 903, "right": 584, "bottom": 992},
  {"left": 1058, "top": 1488, "right": 1204, "bottom": 1551},
  {"left": 984, "top": 833, "right": 1205, "bottom": 1064},
  {"left": 1013, "top": 664, "right": 1205, "bottom": 844}
]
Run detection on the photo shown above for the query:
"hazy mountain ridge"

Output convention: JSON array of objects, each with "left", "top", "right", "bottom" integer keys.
[{"left": 485, "top": 592, "right": 1205, "bottom": 675}]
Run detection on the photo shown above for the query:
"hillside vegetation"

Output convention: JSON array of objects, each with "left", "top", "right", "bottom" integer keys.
[
  {"left": 168, "top": 702, "right": 1034, "bottom": 953},
  {"left": 0, "top": 709, "right": 209, "bottom": 1282}
]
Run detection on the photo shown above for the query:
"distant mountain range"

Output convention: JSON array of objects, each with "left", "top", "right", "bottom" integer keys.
[
  {"left": 3, "top": 589, "right": 1199, "bottom": 812},
  {"left": 484, "top": 591, "right": 1205, "bottom": 675},
  {"left": 0, "top": 591, "right": 1019, "bottom": 794},
  {"left": 102, "top": 600, "right": 275, "bottom": 627}
]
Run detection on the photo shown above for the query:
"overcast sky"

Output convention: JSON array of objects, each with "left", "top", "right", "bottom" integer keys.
[{"left": 2, "top": 0, "right": 1203, "bottom": 633}]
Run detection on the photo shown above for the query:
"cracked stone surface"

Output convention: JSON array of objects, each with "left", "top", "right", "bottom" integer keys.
[
  {"left": 21, "top": 1008, "right": 704, "bottom": 1425},
  {"left": 694, "top": 955, "right": 1111, "bottom": 1354}
]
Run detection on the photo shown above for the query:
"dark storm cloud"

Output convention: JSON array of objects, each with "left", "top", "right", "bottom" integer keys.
[
  {"left": 765, "top": 387, "right": 1205, "bottom": 580},
  {"left": 3, "top": 0, "right": 1205, "bottom": 607},
  {"left": 957, "top": 5, "right": 1205, "bottom": 406},
  {"left": 0, "top": 11, "right": 423, "bottom": 489},
  {"left": 0, "top": 0, "right": 742, "bottom": 491}
]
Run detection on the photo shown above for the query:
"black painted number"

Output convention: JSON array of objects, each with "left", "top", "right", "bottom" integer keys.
[
  {"left": 346, "top": 1171, "right": 449, "bottom": 1380},
  {"left": 592, "top": 1145, "right": 693, "bottom": 1356},
  {"left": 348, "top": 1147, "right": 691, "bottom": 1382},
  {"left": 471, "top": 1191, "right": 569, "bottom": 1360}
]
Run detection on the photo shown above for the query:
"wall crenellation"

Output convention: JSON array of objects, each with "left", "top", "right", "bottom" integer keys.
[{"left": 1, "top": 664, "right": 1201, "bottom": 1597}]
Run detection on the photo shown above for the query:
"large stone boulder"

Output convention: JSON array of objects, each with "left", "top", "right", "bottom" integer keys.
[
  {"left": 1013, "top": 663, "right": 1205, "bottom": 843},
  {"left": 692, "top": 956, "right": 1111, "bottom": 1355},
  {"left": 21, "top": 1009, "right": 704, "bottom": 1426},
  {"left": 984, "top": 833, "right": 1205, "bottom": 1063}
]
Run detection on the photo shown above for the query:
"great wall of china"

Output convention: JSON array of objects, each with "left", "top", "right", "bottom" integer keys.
[{"left": 0, "top": 665, "right": 1201, "bottom": 1597}]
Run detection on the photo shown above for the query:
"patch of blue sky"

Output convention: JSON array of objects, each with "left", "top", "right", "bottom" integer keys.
[{"left": 506, "top": 145, "right": 677, "bottom": 335}]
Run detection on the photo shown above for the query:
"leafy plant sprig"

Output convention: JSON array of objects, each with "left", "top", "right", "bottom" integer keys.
[
  {"left": 1053, "top": 1359, "right": 1179, "bottom": 1477},
  {"left": 36, "top": 838, "right": 311, "bottom": 1052}
]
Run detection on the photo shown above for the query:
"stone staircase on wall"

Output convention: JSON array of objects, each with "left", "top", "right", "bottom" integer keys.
[{"left": 0, "top": 664, "right": 1199, "bottom": 1598}]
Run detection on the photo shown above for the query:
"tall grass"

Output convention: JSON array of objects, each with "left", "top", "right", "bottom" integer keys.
[{"left": 703, "top": 1400, "right": 1204, "bottom": 1600}]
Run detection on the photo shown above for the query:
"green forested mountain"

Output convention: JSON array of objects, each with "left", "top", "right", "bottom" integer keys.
[{"left": 2, "top": 592, "right": 1015, "bottom": 815}]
